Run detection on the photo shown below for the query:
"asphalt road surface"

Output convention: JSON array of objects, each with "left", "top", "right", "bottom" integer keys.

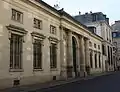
[{"left": 37, "top": 71, "right": 120, "bottom": 92}]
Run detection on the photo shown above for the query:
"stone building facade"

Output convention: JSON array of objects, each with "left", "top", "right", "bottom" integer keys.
[{"left": 0, "top": 0, "right": 105, "bottom": 89}]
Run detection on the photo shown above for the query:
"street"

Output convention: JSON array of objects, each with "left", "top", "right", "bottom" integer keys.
[{"left": 36, "top": 71, "right": 120, "bottom": 92}]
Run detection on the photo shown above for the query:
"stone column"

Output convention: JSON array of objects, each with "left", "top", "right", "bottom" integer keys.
[
  {"left": 92, "top": 51, "right": 95, "bottom": 69},
  {"left": 67, "top": 31, "right": 73, "bottom": 78},
  {"left": 97, "top": 52, "right": 99, "bottom": 68},
  {"left": 60, "top": 27, "right": 67, "bottom": 79},
  {"left": 85, "top": 39, "right": 90, "bottom": 65},
  {"left": 85, "top": 39, "right": 90, "bottom": 74},
  {"left": 80, "top": 36, "right": 85, "bottom": 76}
]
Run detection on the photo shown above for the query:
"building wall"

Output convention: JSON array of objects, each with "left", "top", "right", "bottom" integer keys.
[
  {"left": 0, "top": 0, "right": 105, "bottom": 89},
  {"left": 0, "top": 0, "right": 61, "bottom": 89},
  {"left": 85, "top": 21, "right": 113, "bottom": 71},
  {"left": 113, "top": 38, "right": 120, "bottom": 67},
  {"left": 85, "top": 22, "right": 102, "bottom": 37},
  {"left": 89, "top": 34, "right": 103, "bottom": 73}
]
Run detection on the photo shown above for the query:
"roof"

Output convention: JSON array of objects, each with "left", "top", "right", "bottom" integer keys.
[
  {"left": 34, "top": 0, "right": 103, "bottom": 40},
  {"left": 34, "top": 0, "right": 60, "bottom": 14}
]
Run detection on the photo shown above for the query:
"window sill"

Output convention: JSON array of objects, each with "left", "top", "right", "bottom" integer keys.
[
  {"left": 9, "top": 69, "right": 24, "bottom": 72},
  {"left": 50, "top": 68, "right": 58, "bottom": 71},
  {"left": 11, "top": 19, "right": 23, "bottom": 24},
  {"left": 33, "top": 69, "right": 43, "bottom": 72},
  {"left": 33, "top": 26, "right": 42, "bottom": 30}
]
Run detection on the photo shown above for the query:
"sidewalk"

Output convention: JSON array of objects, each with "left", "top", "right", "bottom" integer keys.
[{"left": 0, "top": 71, "right": 115, "bottom": 92}]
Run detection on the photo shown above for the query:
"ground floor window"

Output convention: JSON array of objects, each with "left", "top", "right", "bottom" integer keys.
[
  {"left": 33, "top": 39, "right": 42, "bottom": 69},
  {"left": 50, "top": 43, "right": 57, "bottom": 69},
  {"left": 95, "top": 53, "right": 97, "bottom": 68},
  {"left": 99, "top": 54, "right": 101, "bottom": 68},
  {"left": 10, "top": 34, "right": 23, "bottom": 69},
  {"left": 90, "top": 52, "right": 93, "bottom": 68}
]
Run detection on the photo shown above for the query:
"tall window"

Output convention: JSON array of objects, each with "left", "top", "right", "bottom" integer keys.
[
  {"left": 99, "top": 54, "right": 101, "bottom": 68},
  {"left": 89, "top": 41, "right": 92, "bottom": 47},
  {"left": 90, "top": 52, "right": 93, "bottom": 68},
  {"left": 50, "top": 43, "right": 57, "bottom": 69},
  {"left": 12, "top": 9, "right": 23, "bottom": 23},
  {"left": 50, "top": 25, "right": 56, "bottom": 35},
  {"left": 33, "top": 39, "right": 42, "bottom": 69},
  {"left": 102, "top": 44, "right": 106, "bottom": 55},
  {"left": 34, "top": 18, "right": 42, "bottom": 29},
  {"left": 98, "top": 45, "right": 100, "bottom": 50},
  {"left": 95, "top": 54, "right": 97, "bottom": 68},
  {"left": 10, "top": 34, "right": 23, "bottom": 69},
  {"left": 94, "top": 43, "right": 96, "bottom": 48}
]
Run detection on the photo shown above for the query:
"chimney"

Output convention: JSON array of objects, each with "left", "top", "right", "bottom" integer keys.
[
  {"left": 85, "top": 12, "right": 88, "bottom": 15},
  {"left": 90, "top": 11, "right": 92, "bottom": 13},
  {"left": 79, "top": 11, "right": 81, "bottom": 15}
]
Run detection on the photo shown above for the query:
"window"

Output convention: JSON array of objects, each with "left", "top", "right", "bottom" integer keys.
[
  {"left": 50, "top": 25, "right": 56, "bottom": 35},
  {"left": 112, "top": 33, "right": 116, "bottom": 38},
  {"left": 10, "top": 34, "right": 23, "bottom": 69},
  {"left": 98, "top": 45, "right": 100, "bottom": 50},
  {"left": 89, "top": 41, "right": 92, "bottom": 47},
  {"left": 94, "top": 43, "right": 96, "bottom": 48},
  {"left": 113, "top": 42, "right": 117, "bottom": 46},
  {"left": 33, "top": 39, "right": 42, "bottom": 69},
  {"left": 50, "top": 43, "right": 57, "bottom": 69},
  {"left": 12, "top": 9, "right": 23, "bottom": 23},
  {"left": 90, "top": 52, "right": 93, "bottom": 68},
  {"left": 95, "top": 54, "right": 97, "bottom": 68},
  {"left": 102, "top": 44, "right": 106, "bottom": 55},
  {"left": 99, "top": 54, "right": 101, "bottom": 68},
  {"left": 34, "top": 18, "right": 42, "bottom": 29},
  {"left": 92, "top": 14, "right": 97, "bottom": 21},
  {"left": 113, "top": 47, "right": 116, "bottom": 51}
]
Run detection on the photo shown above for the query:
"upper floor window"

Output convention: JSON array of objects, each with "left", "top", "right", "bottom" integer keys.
[
  {"left": 92, "top": 14, "right": 97, "bottom": 22},
  {"left": 113, "top": 42, "right": 117, "bottom": 46},
  {"left": 89, "top": 41, "right": 92, "bottom": 47},
  {"left": 98, "top": 45, "right": 100, "bottom": 50},
  {"left": 112, "top": 32, "right": 117, "bottom": 38},
  {"left": 102, "top": 44, "right": 106, "bottom": 55},
  {"left": 50, "top": 25, "right": 56, "bottom": 35},
  {"left": 12, "top": 9, "right": 23, "bottom": 23},
  {"left": 34, "top": 18, "right": 42, "bottom": 29}
]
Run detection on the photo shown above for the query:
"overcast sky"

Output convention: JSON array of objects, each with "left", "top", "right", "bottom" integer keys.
[{"left": 43, "top": 0, "right": 120, "bottom": 25}]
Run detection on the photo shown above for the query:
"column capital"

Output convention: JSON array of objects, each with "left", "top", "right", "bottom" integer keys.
[{"left": 79, "top": 35, "right": 89, "bottom": 41}]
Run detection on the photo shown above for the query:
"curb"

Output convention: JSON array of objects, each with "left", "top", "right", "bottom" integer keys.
[{"left": 27, "top": 72, "right": 114, "bottom": 92}]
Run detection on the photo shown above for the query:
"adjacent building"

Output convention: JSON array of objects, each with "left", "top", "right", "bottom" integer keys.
[
  {"left": 111, "top": 21, "right": 120, "bottom": 69},
  {"left": 74, "top": 12, "right": 114, "bottom": 71},
  {"left": 0, "top": 0, "right": 112, "bottom": 89}
]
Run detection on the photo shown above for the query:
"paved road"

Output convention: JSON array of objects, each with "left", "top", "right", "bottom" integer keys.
[{"left": 36, "top": 71, "right": 120, "bottom": 92}]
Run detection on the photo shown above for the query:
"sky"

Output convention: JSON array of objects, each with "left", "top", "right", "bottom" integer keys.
[{"left": 43, "top": 0, "right": 120, "bottom": 25}]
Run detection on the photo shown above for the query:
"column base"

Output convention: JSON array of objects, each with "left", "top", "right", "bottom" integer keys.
[
  {"left": 80, "top": 71, "right": 87, "bottom": 77},
  {"left": 67, "top": 66, "right": 73, "bottom": 78}
]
